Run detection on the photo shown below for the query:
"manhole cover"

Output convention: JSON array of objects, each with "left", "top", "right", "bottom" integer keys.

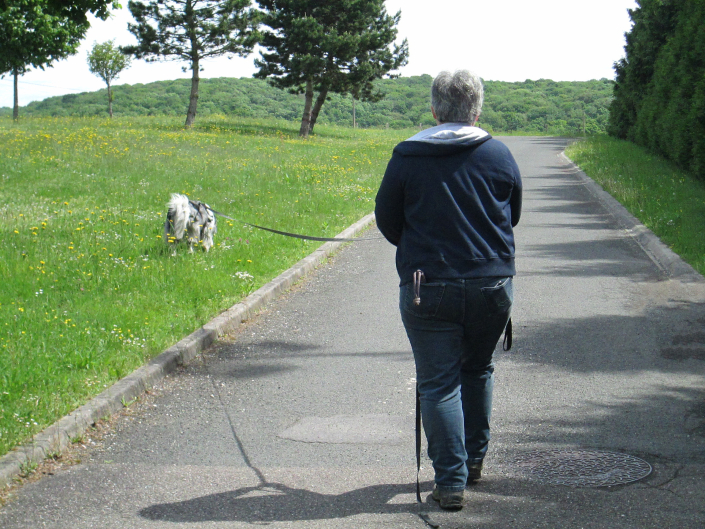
[{"left": 515, "top": 449, "right": 652, "bottom": 487}]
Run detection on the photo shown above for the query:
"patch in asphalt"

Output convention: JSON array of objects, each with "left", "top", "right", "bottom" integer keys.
[{"left": 278, "top": 414, "right": 409, "bottom": 444}]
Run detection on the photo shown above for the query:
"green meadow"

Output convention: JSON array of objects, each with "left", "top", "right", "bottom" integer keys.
[{"left": 0, "top": 115, "right": 409, "bottom": 458}]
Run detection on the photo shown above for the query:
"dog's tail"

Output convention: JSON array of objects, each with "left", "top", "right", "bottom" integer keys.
[{"left": 165, "top": 193, "right": 191, "bottom": 241}]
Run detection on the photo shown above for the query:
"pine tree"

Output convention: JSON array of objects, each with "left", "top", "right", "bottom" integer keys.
[
  {"left": 608, "top": 0, "right": 705, "bottom": 179},
  {"left": 123, "top": 0, "right": 258, "bottom": 128},
  {"left": 608, "top": 0, "right": 679, "bottom": 139},
  {"left": 255, "top": 0, "right": 408, "bottom": 137}
]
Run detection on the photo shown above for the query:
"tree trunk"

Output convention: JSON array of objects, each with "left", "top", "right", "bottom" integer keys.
[
  {"left": 13, "top": 69, "right": 19, "bottom": 122},
  {"left": 299, "top": 79, "right": 314, "bottom": 138},
  {"left": 308, "top": 86, "right": 328, "bottom": 135},
  {"left": 185, "top": 57, "right": 199, "bottom": 128},
  {"left": 352, "top": 97, "right": 356, "bottom": 128},
  {"left": 108, "top": 82, "right": 113, "bottom": 118}
]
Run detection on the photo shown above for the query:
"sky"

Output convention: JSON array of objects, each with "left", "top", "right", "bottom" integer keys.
[{"left": 0, "top": 0, "right": 638, "bottom": 108}]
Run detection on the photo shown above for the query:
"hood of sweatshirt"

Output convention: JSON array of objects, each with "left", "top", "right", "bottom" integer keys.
[{"left": 394, "top": 123, "right": 492, "bottom": 156}]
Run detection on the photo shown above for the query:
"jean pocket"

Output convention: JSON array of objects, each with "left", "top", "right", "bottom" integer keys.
[
  {"left": 480, "top": 277, "right": 513, "bottom": 314},
  {"left": 401, "top": 283, "right": 446, "bottom": 319}
]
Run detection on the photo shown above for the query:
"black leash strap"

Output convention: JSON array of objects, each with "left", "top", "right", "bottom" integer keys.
[
  {"left": 416, "top": 384, "right": 422, "bottom": 503},
  {"left": 207, "top": 207, "right": 380, "bottom": 242},
  {"left": 415, "top": 390, "right": 441, "bottom": 528},
  {"left": 503, "top": 318, "right": 513, "bottom": 351}
]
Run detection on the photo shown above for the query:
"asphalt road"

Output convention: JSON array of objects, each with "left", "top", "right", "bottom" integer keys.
[{"left": 2, "top": 137, "right": 704, "bottom": 528}]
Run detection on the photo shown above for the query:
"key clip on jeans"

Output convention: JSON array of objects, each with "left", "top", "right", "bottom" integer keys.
[{"left": 412, "top": 270, "right": 425, "bottom": 306}]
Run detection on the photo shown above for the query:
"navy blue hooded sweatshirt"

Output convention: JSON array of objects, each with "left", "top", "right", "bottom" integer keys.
[{"left": 375, "top": 123, "right": 522, "bottom": 285}]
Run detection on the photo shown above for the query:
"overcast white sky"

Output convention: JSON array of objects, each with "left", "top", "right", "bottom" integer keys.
[{"left": 0, "top": 0, "right": 637, "bottom": 108}]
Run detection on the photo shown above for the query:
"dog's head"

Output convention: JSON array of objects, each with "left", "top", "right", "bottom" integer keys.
[{"left": 195, "top": 202, "right": 217, "bottom": 252}]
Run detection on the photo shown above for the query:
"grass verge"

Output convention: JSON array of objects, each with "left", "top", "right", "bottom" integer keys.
[
  {"left": 565, "top": 135, "right": 705, "bottom": 276},
  {"left": 0, "top": 114, "right": 409, "bottom": 458}
]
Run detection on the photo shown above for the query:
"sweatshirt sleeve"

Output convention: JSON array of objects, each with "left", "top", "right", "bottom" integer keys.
[{"left": 375, "top": 152, "right": 405, "bottom": 246}]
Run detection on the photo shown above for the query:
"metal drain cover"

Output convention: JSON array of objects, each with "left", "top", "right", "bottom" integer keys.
[{"left": 515, "top": 449, "right": 652, "bottom": 487}]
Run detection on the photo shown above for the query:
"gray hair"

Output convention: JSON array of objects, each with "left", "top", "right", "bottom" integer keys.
[{"left": 431, "top": 70, "right": 484, "bottom": 124}]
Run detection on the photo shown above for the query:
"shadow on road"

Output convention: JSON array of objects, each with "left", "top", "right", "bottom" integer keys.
[{"left": 139, "top": 481, "right": 431, "bottom": 523}]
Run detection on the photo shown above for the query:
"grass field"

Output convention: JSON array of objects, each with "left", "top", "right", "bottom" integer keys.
[
  {"left": 0, "top": 115, "right": 409, "bottom": 458},
  {"left": 565, "top": 135, "right": 705, "bottom": 276}
]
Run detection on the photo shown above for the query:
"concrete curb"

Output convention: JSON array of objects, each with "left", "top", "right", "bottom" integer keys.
[
  {"left": 561, "top": 152, "right": 704, "bottom": 283},
  {"left": 0, "top": 213, "right": 377, "bottom": 489}
]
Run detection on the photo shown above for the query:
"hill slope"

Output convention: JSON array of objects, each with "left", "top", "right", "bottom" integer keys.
[{"left": 2, "top": 75, "right": 613, "bottom": 134}]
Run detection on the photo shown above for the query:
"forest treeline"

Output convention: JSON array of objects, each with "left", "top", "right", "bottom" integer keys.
[
  {"left": 609, "top": 0, "right": 705, "bottom": 179},
  {"left": 2, "top": 75, "right": 614, "bottom": 135}
]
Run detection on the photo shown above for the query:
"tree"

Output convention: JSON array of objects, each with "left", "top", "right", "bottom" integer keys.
[
  {"left": 255, "top": 0, "right": 408, "bottom": 137},
  {"left": 608, "top": 0, "right": 705, "bottom": 179},
  {"left": 123, "top": 0, "right": 258, "bottom": 128},
  {"left": 0, "top": 1, "right": 119, "bottom": 120},
  {"left": 87, "top": 40, "right": 132, "bottom": 117},
  {"left": 608, "top": 0, "right": 679, "bottom": 139}
]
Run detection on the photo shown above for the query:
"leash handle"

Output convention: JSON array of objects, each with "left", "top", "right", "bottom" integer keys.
[{"left": 416, "top": 384, "right": 422, "bottom": 503}]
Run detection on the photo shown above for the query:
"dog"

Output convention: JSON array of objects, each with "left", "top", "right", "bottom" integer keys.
[{"left": 164, "top": 194, "right": 217, "bottom": 253}]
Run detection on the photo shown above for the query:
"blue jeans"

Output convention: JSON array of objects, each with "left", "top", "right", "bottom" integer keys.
[{"left": 400, "top": 276, "right": 512, "bottom": 491}]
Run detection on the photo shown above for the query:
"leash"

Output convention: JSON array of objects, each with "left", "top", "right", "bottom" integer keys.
[
  {"left": 416, "top": 384, "right": 423, "bottom": 503},
  {"left": 503, "top": 318, "right": 513, "bottom": 351},
  {"left": 207, "top": 206, "right": 382, "bottom": 242},
  {"left": 416, "top": 385, "right": 441, "bottom": 528}
]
